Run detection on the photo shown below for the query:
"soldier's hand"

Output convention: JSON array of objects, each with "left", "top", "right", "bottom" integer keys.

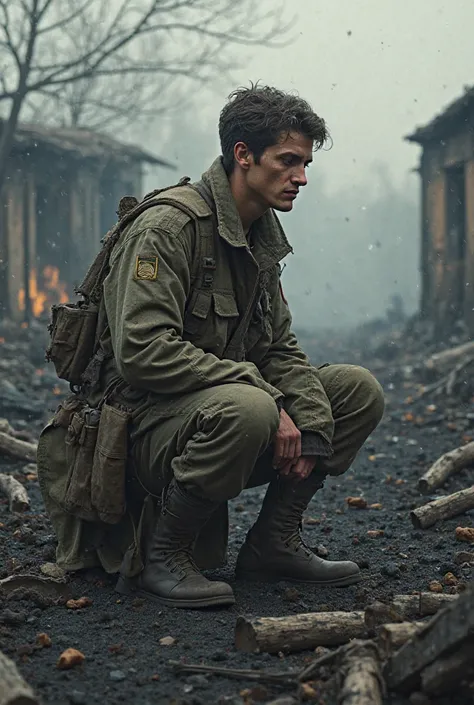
[
  {"left": 285, "top": 455, "right": 317, "bottom": 481},
  {"left": 273, "top": 409, "right": 301, "bottom": 470}
]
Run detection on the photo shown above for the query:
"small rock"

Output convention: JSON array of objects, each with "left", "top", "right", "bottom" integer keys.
[
  {"left": 443, "top": 572, "right": 458, "bottom": 586},
  {"left": 315, "top": 544, "right": 329, "bottom": 557},
  {"left": 367, "top": 530, "right": 384, "bottom": 538},
  {"left": 283, "top": 587, "right": 300, "bottom": 602},
  {"left": 57, "top": 648, "right": 85, "bottom": 670},
  {"left": 109, "top": 670, "right": 126, "bottom": 682},
  {"left": 66, "top": 597, "right": 92, "bottom": 610},
  {"left": 159, "top": 635, "right": 176, "bottom": 646},
  {"left": 428, "top": 580, "right": 443, "bottom": 593},
  {"left": 455, "top": 527, "right": 474, "bottom": 543},
  {"left": 381, "top": 563, "right": 401, "bottom": 579},
  {"left": 455, "top": 551, "right": 474, "bottom": 564},
  {"left": 68, "top": 690, "right": 87, "bottom": 705},
  {"left": 36, "top": 632, "right": 52, "bottom": 648},
  {"left": 211, "top": 649, "right": 229, "bottom": 662},
  {"left": 40, "top": 563, "right": 66, "bottom": 580},
  {"left": 186, "top": 674, "right": 209, "bottom": 688},
  {"left": 346, "top": 496, "right": 368, "bottom": 509},
  {"left": 0, "top": 609, "right": 26, "bottom": 626}
]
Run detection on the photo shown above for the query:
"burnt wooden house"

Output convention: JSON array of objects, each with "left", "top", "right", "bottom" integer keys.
[
  {"left": 0, "top": 123, "right": 173, "bottom": 321},
  {"left": 407, "top": 87, "right": 474, "bottom": 336}
]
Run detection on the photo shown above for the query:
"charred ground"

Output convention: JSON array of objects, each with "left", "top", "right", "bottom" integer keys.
[{"left": 0, "top": 319, "right": 473, "bottom": 705}]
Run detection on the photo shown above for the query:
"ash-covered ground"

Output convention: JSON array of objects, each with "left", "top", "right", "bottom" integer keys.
[{"left": 0, "top": 319, "right": 473, "bottom": 705}]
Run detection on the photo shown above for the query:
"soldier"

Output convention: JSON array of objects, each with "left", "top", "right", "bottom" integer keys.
[{"left": 39, "top": 85, "right": 384, "bottom": 609}]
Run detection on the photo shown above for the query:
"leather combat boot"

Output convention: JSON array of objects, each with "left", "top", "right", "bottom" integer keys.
[
  {"left": 116, "top": 479, "right": 235, "bottom": 608},
  {"left": 235, "top": 473, "right": 361, "bottom": 586}
]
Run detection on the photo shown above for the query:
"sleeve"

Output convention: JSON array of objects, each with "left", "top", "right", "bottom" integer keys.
[
  {"left": 103, "top": 222, "right": 283, "bottom": 403},
  {"left": 257, "top": 274, "right": 335, "bottom": 453}
]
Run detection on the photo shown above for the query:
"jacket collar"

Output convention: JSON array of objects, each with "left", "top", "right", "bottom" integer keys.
[{"left": 201, "top": 157, "right": 293, "bottom": 269}]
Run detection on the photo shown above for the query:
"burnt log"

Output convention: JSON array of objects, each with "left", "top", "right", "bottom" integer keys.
[
  {"left": 411, "top": 487, "right": 474, "bottom": 529},
  {"left": 364, "top": 593, "right": 457, "bottom": 630},
  {"left": 376, "top": 622, "right": 425, "bottom": 657},
  {"left": 418, "top": 442, "right": 474, "bottom": 494},
  {"left": 338, "top": 640, "right": 384, "bottom": 705},
  {"left": 384, "top": 584, "right": 474, "bottom": 693},
  {"left": 420, "top": 637, "right": 474, "bottom": 695},
  {"left": 235, "top": 611, "right": 366, "bottom": 654},
  {"left": 0, "top": 431, "right": 37, "bottom": 462},
  {"left": 0, "top": 650, "right": 39, "bottom": 705}
]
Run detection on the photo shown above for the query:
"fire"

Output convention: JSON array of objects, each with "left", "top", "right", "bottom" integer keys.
[{"left": 18, "top": 266, "right": 69, "bottom": 318}]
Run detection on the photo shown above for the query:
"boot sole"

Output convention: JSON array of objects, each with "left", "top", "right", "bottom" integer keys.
[
  {"left": 115, "top": 575, "right": 236, "bottom": 609},
  {"left": 234, "top": 569, "right": 362, "bottom": 587}
]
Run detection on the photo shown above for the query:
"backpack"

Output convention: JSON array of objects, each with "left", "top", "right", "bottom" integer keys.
[{"left": 45, "top": 177, "right": 215, "bottom": 391}]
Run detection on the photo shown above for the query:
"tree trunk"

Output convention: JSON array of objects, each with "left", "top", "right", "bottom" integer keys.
[
  {"left": 235, "top": 611, "right": 366, "bottom": 654},
  {"left": 411, "top": 486, "right": 474, "bottom": 529},
  {"left": 0, "top": 90, "right": 27, "bottom": 198}
]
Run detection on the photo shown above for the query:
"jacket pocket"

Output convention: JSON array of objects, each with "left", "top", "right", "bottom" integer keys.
[{"left": 183, "top": 290, "right": 239, "bottom": 356}]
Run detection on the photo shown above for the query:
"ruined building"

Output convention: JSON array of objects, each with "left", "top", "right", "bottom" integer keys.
[
  {"left": 0, "top": 123, "right": 173, "bottom": 321},
  {"left": 407, "top": 86, "right": 474, "bottom": 336}
]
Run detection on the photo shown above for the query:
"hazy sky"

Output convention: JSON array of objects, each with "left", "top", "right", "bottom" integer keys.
[
  {"left": 142, "top": 0, "right": 473, "bottom": 327},
  {"left": 153, "top": 0, "right": 474, "bottom": 194}
]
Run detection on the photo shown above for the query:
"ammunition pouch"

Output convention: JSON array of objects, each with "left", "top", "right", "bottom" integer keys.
[
  {"left": 91, "top": 402, "right": 130, "bottom": 525},
  {"left": 46, "top": 302, "right": 98, "bottom": 387},
  {"left": 50, "top": 392, "right": 130, "bottom": 525}
]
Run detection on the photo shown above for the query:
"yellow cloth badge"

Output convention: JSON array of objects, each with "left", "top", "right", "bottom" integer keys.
[{"left": 135, "top": 256, "right": 158, "bottom": 280}]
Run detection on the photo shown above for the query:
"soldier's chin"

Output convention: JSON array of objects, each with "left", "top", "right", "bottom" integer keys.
[{"left": 272, "top": 198, "right": 294, "bottom": 212}]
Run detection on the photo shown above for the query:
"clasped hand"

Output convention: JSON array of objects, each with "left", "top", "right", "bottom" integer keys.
[{"left": 272, "top": 408, "right": 316, "bottom": 481}]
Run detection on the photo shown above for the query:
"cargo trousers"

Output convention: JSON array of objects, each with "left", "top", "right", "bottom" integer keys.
[{"left": 130, "top": 364, "right": 385, "bottom": 503}]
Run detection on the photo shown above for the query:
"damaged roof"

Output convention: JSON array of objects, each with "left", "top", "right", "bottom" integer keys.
[
  {"left": 9, "top": 122, "right": 175, "bottom": 168},
  {"left": 406, "top": 85, "right": 474, "bottom": 144}
]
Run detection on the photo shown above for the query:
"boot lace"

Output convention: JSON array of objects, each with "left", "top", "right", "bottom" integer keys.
[
  {"left": 283, "top": 521, "right": 313, "bottom": 557},
  {"left": 163, "top": 546, "right": 200, "bottom": 577}
]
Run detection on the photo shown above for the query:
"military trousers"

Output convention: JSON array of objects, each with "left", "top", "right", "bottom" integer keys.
[{"left": 130, "top": 364, "right": 385, "bottom": 503}]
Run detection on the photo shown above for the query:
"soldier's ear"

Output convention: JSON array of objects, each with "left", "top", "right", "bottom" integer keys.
[{"left": 234, "top": 142, "right": 251, "bottom": 170}]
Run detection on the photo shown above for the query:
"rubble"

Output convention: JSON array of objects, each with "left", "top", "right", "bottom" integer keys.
[{"left": 1, "top": 318, "right": 473, "bottom": 704}]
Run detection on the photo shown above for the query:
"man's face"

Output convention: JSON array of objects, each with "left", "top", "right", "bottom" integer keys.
[{"left": 240, "top": 131, "right": 313, "bottom": 212}]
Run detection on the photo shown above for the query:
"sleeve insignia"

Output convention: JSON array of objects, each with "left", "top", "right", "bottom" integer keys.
[{"left": 134, "top": 256, "right": 158, "bottom": 280}]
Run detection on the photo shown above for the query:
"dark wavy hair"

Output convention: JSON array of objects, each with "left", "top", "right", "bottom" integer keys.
[{"left": 219, "top": 83, "right": 329, "bottom": 173}]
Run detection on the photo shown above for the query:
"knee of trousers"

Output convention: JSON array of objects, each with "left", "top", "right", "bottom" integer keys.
[
  {"left": 343, "top": 365, "right": 385, "bottom": 430},
  {"left": 222, "top": 385, "right": 281, "bottom": 449}
]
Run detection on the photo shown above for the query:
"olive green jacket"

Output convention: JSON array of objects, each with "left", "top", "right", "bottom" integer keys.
[{"left": 104, "top": 157, "right": 334, "bottom": 447}]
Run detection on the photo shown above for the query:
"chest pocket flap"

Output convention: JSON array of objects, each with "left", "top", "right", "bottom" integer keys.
[
  {"left": 212, "top": 292, "right": 239, "bottom": 318},
  {"left": 183, "top": 290, "right": 239, "bottom": 338}
]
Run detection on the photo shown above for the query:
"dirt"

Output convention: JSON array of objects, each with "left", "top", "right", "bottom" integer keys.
[{"left": 1, "top": 328, "right": 473, "bottom": 705}]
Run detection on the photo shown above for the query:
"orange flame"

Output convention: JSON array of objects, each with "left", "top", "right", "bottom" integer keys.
[{"left": 18, "top": 266, "right": 69, "bottom": 317}]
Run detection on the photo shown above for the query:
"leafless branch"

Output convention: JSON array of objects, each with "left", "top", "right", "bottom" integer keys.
[{"left": 0, "top": 0, "right": 292, "bottom": 193}]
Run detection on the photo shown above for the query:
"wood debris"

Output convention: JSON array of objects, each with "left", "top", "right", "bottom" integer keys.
[
  {"left": 0, "top": 473, "right": 30, "bottom": 512},
  {"left": 0, "top": 649, "right": 39, "bottom": 705},
  {"left": 410, "top": 486, "right": 474, "bottom": 529},
  {"left": 234, "top": 611, "right": 366, "bottom": 654}
]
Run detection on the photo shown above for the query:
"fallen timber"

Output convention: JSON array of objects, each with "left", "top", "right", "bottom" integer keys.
[{"left": 384, "top": 583, "right": 474, "bottom": 693}]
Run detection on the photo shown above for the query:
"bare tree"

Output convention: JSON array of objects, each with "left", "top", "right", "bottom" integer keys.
[{"left": 0, "top": 0, "right": 290, "bottom": 193}]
